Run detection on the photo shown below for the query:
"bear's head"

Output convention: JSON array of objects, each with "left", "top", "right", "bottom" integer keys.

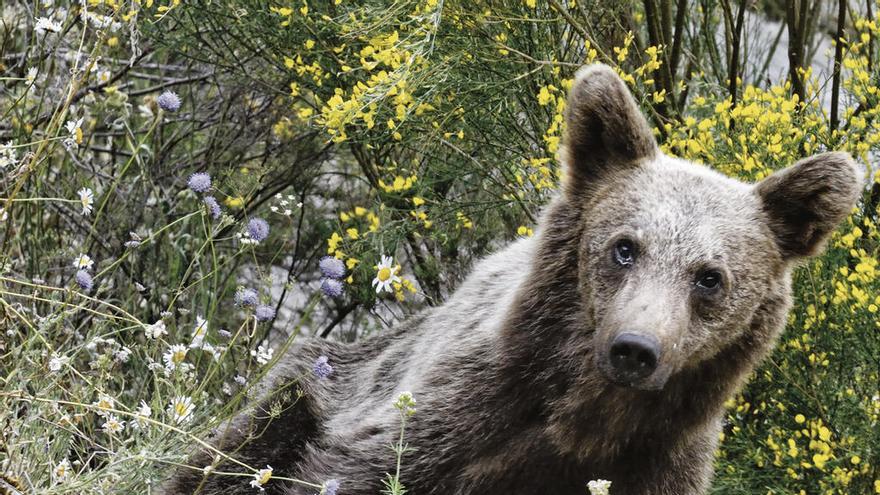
[{"left": 561, "top": 64, "right": 863, "bottom": 391}]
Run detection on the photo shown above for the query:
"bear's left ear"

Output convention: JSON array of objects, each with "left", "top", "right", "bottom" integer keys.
[
  {"left": 755, "top": 152, "right": 863, "bottom": 259},
  {"left": 561, "top": 64, "right": 658, "bottom": 197}
]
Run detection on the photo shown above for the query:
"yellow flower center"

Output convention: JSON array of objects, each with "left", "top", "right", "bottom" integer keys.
[
  {"left": 175, "top": 403, "right": 188, "bottom": 416},
  {"left": 173, "top": 350, "right": 186, "bottom": 364},
  {"left": 378, "top": 267, "right": 391, "bottom": 282}
]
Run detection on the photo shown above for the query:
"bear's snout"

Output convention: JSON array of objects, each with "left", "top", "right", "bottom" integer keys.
[{"left": 608, "top": 332, "right": 661, "bottom": 384}]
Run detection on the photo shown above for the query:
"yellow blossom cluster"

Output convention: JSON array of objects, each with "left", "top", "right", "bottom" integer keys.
[
  {"left": 391, "top": 277, "right": 418, "bottom": 302},
  {"left": 455, "top": 211, "right": 473, "bottom": 229},
  {"left": 378, "top": 174, "right": 417, "bottom": 193}
]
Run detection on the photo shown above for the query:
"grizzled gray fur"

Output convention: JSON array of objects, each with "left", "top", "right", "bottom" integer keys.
[{"left": 164, "top": 64, "right": 863, "bottom": 495}]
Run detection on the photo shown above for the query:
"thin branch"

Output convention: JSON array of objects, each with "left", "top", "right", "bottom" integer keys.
[
  {"left": 546, "top": 0, "right": 612, "bottom": 63},
  {"left": 830, "top": 0, "right": 846, "bottom": 135},
  {"left": 728, "top": 0, "right": 747, "bottom": 104},
  {"left": 320, "top": 303, "right": 358, "bottom": 338},
  {"left": 786, "top": 0, "right": 806, "bottom": 103},
  {"left": 670, "top": 0, "right": 688, "bottom": 80}
]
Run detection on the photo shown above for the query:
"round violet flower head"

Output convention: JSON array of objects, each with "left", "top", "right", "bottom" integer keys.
[
  {"left": 203, "top": 195, "right": 221, "bottom": 219},
  {"left": 254, "top": 304, "right": 275, "bottom": 322},
  {"left": 234, "top": 287, "right": 259, "bottom": 307},
  {"left": 247, "top": 218, "right": 270, "bottom": 242},
  {"left": 313, "top": 355, "right": 333, "bottom": 379},
  {"left": 321, "top": 278, "right": 344, "bottom": 298},
  {"left": 187, "top": 172, "right": 211, "bottom": 193},
  {"left": 319, "top": 256, "right": 346, "bottom": 279},
  {"left": 322, "top": 479, "right": 340, "bottom": 495},
  {"left": 157, "top": 90, "right": 181, "bottom": 112},
  {"left": 76, "top": 270, "right": 93, "bottom": 291}
]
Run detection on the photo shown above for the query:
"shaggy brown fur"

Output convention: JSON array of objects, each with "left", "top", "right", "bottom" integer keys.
[{"left": 163, "top": 64, "right": 863, "bottom": 495}]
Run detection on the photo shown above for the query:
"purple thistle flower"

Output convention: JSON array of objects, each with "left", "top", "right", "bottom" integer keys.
[
  {"left": 319, "top": 256, "right": 346, "bottom": 279},
  {"left": 247, "top": 218, "right": 270, "bottom": 242},
  {"left": 157, "top": 90, "right": 181, "bottom": 112},
  {"left": 187, "top": 172, "right": 211, "bottom": 193},
  {"left": 320, "top": 278, "right": 344, "bottom": 298},
  {"left": 234, "top": 287, "right": 259, "bottom": 307},
  {"left": 254, "top": 304, "right": 275, "bottom": 322},
  {"left": 322, "top": 479, "right": 340, "bottom": 495},
  {"left": 203, "top": 195, "right": 221, "bottom": 219},
  {"left": 313, "top": 355, "right": 333, "bottom": 379},
  {"left": 76, "top": 270, "right": 93, "bottom": 291}
]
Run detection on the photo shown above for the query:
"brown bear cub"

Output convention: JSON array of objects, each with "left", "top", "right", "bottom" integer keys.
[{"left": 164, "top": 64, "right": 863, "bottom": 494}]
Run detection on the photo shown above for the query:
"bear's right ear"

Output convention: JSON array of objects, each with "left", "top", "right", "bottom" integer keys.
[
  {"left": 755, "top": 152, "right": 863, "bottom": 259},
  {"left": 562, "top": 64, "right": 657, "bottom": 197}
]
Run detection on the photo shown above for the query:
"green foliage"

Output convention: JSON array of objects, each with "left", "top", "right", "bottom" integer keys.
[{"left": 382, "top": 392, "right": 417, "bottom": 495}]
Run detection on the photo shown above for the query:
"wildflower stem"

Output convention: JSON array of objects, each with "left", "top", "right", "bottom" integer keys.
[
  {"left": 0, "top": 197, "right": 78, "bottom": 203},
  {"left": 0, "top": 277, "right": 145, "bottom": 325},
  {"left": 0, "top": 288, "right": 141, "bottom": 324},
  {"left": 92, "top": 210, "right": 201, "bottom": 279},
  {"left": 393, "top": 413, "right": 407, "bottom": 487},
  {"left": 88, "top": 115, "right": 161, "bottom": 230},
  {"left": 2, "top": 39, "right": 97, "bottom": 209},
  {"left": 2, "top": 392, "right": 262, "bottom": 471}
]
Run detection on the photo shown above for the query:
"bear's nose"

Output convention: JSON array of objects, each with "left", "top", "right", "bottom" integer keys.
[{"left": 609, "top": 332, "right": 660, "bottom": 380}]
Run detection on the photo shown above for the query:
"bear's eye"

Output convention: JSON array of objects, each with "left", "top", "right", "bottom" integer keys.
[
  {"left": 613, "top": 239, "right": 636, "bottom": 267},
  {"left": 695, "top": 270, "right": 723, "bottom": 292}
]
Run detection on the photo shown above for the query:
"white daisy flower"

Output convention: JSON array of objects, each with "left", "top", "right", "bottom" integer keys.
[
  {"left": 371, "top": 255, "right": 402, "bottom": 294},
  {"left": 25, "top": 67, "right": 38, "bottom": 85},
  {"left": 203, "top": 343, "right": 225, "bottom": 361},
  {"left": 190, "top": 315, "right": 208, "bottom": 348},
  {"left": 249, "top": 465, "right": 273, "bottom": 490},
  {"left": 144, "top": 320, "right": 167, "bottom": 339},
  {"left": 0, "top": 141, "right": 17, "bottom": 169},
  {"left": 78, "top": 187, "right": 94, "bottom": 216},
  {"left": 101, "top": 414, "right": 125, "bottom": 434},
  {"left": 53, "top": 458, "right": 72, "bottom": 483},
  {"left": 587, "top": 479, "right": 612, "bottom": 495},
  {"left": 84, "top": 12, "right": 122, "bottom": 32},
  {"left": 163, "top": 344, "right": 188, "bottom": 372},
  {"left": 48, "top": 354, "right": 69, "bottom": 372},
  {"left": 93, "top": 394, "right": 114, "bottom": 417},
  {"left": 35, "top": 16, "right": 62, "bottom": 33},
  {"left": 131, "top": 400, "right": 152, "bottom": 429},
  {"left": 73, "top": 253, "right": 93, "bottom": 271},
  {"left": 137, "top": 400, "right": 152, "bottom": 418},
  {"left": 64, "top": 118, "right": 84, "bottom": 149},
  {"left": 167, "top": 395, "right": 195, "bottom": 424}
]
